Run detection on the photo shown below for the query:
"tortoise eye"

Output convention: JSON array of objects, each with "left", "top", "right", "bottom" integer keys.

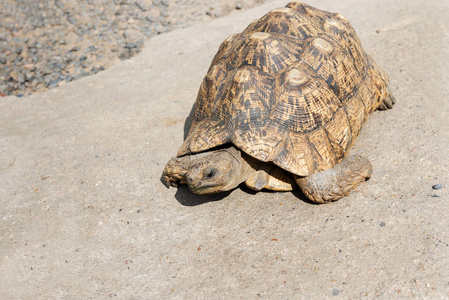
[{"left": 203, "top": 167, "right": 218, "bottom": 179}]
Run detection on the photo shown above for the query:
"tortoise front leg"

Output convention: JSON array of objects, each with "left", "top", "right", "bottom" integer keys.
[
  {"left": 245, "top": 164, "right": 296, "bottom": 192},
  {"left": 163, "top": 156, "right": 191, "bottom": 187},
  {"left": 377, "top": 90, "right": 396, "bottom": 111},
  {"left": 295, "top": 155, "right": 373, "bottom": 203}
]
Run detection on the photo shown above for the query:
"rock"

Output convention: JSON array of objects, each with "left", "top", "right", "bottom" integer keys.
[
  {"left": 47, "top": 79, "right": 60, "bottom": 88},
  {"left": 124, "top": 42, "right": 137, "bottom": 49},
  {"left": 432, "top": 183, "right": 443, "bottom": 190}
]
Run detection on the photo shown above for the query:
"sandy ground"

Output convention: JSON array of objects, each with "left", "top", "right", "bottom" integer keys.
[{"left": 1, "top": 0, "right": 448, "bottom": 298}]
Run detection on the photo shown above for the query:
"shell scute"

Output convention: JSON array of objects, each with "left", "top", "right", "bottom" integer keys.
[
  {"left": 242, "top": 6, "right": 323, "bottom": 40},
  {"left": 221, "top": 33, "right": 305, "bottom": 75},
  {"left": 270, "top": 63, "right": 341, "bottom": 134}
]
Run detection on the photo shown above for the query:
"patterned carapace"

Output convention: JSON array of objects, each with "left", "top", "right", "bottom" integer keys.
[{"left": 178, "top": 2, "right": 390, "bottom": 176}]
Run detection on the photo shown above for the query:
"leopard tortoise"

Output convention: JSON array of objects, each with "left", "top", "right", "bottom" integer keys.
[{"left": 163, "top": 2, "right": 395, "bottom": 203}]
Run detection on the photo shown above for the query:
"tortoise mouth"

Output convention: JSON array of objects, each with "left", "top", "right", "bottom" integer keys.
[{"left": 188, "top": 183, "right": 223, "bottom": 194}]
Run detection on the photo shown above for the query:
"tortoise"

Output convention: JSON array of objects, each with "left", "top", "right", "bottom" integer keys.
[{"left": 163, "top": 2, "right": 395, "bottom": 203}]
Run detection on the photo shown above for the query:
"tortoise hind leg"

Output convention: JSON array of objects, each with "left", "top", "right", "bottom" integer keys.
[{"left": 295, "top": 155, "right": 372, "bottom": 203}]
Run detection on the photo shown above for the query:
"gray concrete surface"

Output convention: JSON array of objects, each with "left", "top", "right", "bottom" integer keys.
[{"left": 1, "top": 0, "right": 448, "bottom": 298}]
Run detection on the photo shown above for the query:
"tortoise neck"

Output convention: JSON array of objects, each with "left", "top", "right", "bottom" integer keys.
[{"left": 222, "top": 146, "right": 259, "bottom": 183}]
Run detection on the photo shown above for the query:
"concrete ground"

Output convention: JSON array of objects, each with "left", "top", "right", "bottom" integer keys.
[{"left": 1, "top": 0, "right": 448, "bottom": 298}]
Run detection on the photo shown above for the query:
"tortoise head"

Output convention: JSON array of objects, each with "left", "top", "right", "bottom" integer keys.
[{"left": 185, "top": 148, "right": 246, "bottom": 194}]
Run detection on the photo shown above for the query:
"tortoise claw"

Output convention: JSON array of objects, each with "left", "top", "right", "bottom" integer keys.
[{"left": 378, "top": 91, "right": 395, "bottom": 110}]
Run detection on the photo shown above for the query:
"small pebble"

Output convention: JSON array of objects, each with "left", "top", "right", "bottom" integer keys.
[
  {"left": 48, "top": 80, "right": 60, "bottom": 88},
  {"left": 124, "top": 42, "right": 137, "bottom": 49},
  {"left": 432, "top": 184, "right": 442, "bottom": 190},
  {"left": 380, "top": 222, "right": 386, "bottom": 227},
  {"left": 67, "top": 15, "right": 77, "bottom": 25}
]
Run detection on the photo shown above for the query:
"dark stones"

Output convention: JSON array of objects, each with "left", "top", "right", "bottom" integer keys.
[{"left": 0, "top": 0, "right": 265, "bottom": 97}]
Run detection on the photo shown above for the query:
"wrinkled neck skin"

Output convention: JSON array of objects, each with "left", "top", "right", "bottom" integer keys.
[{"left": 185, "top": 146, "right": 256, "bottom": 194}]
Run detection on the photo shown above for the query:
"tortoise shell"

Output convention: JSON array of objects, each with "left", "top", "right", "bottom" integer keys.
[{"left": 178, "top": 2, "right": 390, "bottom": 176}]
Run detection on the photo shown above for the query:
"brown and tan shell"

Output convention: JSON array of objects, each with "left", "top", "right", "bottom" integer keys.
[{"left": 178, "top": 2, "right": 390, "bottom": 177}]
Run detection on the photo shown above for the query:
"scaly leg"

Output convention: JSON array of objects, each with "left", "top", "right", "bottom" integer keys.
[
  {"left": 296, "top": 155, "right": 372, "bottom": 203},
  {"left": 378, "top": 90, "right": 396, "bottom": 110},
  {"left": 163, "top": 156, "right": 191, "bottom": 187}
]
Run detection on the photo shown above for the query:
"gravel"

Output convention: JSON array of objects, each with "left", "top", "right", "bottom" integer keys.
[{"left": 0, "top": 0, "right": 267, "bottom": 96}]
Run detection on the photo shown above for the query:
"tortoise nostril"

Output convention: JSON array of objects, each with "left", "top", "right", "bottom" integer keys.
[{"left": 186, "top": 174, "right": 194, "bottom": 184}]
